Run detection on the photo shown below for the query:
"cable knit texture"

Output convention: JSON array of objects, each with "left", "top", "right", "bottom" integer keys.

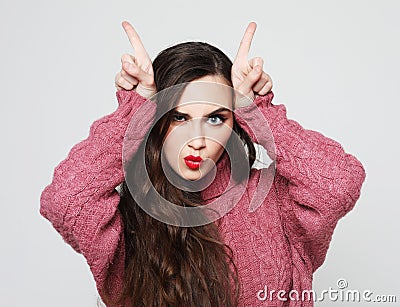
[{"left": 40, "top": 90, "right": 366, "bottom": 306}]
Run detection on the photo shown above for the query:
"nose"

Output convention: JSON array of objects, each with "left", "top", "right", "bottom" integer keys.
[{"left": 187, "top": 118, "right": 206, "bottom": 150}]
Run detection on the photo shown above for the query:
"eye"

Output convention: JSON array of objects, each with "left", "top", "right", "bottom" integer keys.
[
  {"left": 172, "top": 114, "right": 186, "bottom": 122},
  {"left": 207, "top": 115, "right": 225, "bottom": 125}
]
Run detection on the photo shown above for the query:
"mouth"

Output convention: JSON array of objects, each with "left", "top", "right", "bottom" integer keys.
[{"left": 184, "top": 155, "right": 203, "bottom": 170}]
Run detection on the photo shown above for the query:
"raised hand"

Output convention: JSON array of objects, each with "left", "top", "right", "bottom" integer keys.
[
  {"left": 115, "top": 21, "right": 156, "bottom": 99},
  {"left": 231, "top": 22, "right": 273, "bottom": 103}
]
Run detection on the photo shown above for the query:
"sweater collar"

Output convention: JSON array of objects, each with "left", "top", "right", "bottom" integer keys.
[{"left": 200, "top": 151, "right": 232, "bottom": 201}]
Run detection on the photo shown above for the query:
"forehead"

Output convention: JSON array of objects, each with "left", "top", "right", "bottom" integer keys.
[{"left": 176, "top": 77, "right": 233, "bottom": 113}]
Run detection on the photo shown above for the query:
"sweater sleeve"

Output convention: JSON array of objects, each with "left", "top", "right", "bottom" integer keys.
[
  {"left": 234, "top": 91, "right": 366, "bottom": 272},
  {"left": 39, "top": 90, "right": 156, "bottom": 298}
]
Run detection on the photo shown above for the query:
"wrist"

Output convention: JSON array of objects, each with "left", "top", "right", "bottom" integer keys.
[
  {"left": 234, "top": 90, "right": 255, "bottom": 108},
  {"left": 135, "top": 83, "right": 156, "bottom": 99}
]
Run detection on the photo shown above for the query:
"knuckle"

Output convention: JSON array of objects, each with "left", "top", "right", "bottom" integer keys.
[
  {"left": 251, "top": 71, "right": 260, "bottom": 80},
  {"left": 121, "top": 79, "right": 134, "bottom": 90},
  {"left": 115, "top": 72, "right": 121, "bottom": 82},
  {"left": 121, "top": 53, "right": 132, "bottom": 62},
  {"left": 125, "top": 66, "right": 138, "bottom": 77},
  {"left": 252, "top": 56, "right": 264, "bottom": 67},
  {"left": 117, "top": 76, "right": 125, "bottom": 86},
  {"left": 131, "top": 69, "right": 140, "bottom": 77}
]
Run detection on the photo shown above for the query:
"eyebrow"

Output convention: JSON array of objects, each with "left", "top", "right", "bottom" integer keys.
[{"left": 173, "top": 107, "right": 231, "bottom": 118}]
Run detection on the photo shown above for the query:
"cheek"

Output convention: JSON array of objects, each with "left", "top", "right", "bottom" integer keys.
[
  {"left": 208, "top": 118, "right": 234, "bottom": 146},
  {"left": 219, "top": 128, "right": 233, "bottom": 147},
  {"left": 163, "top": 135, "right": 178, "bottom": 163},
  {"left": 207, "top": 129, "right": 232, "bottom": 158},
  {"left": 162, "top": 127, "right": 188, "bottom": 167}
]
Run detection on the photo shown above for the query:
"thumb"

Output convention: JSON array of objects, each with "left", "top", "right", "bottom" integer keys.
[
  {"left": 123, "top": 61, "right": 156, "bottom": 98},
  {"left": 122, "top": 61, "right": 152, "bottom": 85},
  {"left": 236, "top": 65, "right": 262, "bottom": 98}
]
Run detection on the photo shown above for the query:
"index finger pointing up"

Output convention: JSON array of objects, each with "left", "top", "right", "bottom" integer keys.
[
  {"left": 122, "top": 21, "right": 148, "bottom": 57},
  {"left": 235, "top": 22, "right": 257, "bottom": 61}
]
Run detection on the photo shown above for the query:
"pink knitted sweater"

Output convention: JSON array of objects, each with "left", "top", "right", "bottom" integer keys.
[{"left": 40, "top": 90, "right": 366, "bottom": 306}]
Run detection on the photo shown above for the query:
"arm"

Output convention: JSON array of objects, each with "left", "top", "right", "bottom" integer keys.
[
  {"left": 40, "top": 90, "right": 156, "bottom": 297},
  {"left": 235, "top": 92, "right": 366, "bottom": 272}
]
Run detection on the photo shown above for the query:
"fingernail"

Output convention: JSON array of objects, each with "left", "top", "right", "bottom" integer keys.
[{"left": 255, "top": 66, "right": 261, "bottom": 73}]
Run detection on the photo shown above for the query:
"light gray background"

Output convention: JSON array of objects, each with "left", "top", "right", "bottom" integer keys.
[{"left": 1, "top": 0, "right": 399, "bottom": 306}]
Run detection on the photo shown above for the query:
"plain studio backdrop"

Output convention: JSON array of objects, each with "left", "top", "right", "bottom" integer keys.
[{"left": 1, "top": 0, "right": 398, "bottom": 306}]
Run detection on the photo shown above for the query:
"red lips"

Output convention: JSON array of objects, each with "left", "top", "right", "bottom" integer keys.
[{"left": 184, "top": 155, "right": 203, "bottom": 170}]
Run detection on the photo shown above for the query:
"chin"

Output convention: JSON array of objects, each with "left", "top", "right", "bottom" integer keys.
[{"left": 181, "top": 170, "right": 202, "bottom": 181}]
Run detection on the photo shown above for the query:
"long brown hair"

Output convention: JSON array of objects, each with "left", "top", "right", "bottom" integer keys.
[{"left": 106, "top": 42, "right": 256, "bottom": 306}]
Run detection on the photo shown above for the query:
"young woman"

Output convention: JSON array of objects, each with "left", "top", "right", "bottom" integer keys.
[{"left": 40, "top": 21, "right": 366, "bottom": 306}]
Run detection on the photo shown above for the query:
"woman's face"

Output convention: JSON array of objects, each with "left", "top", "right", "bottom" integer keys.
[{"left": 163, "top": 75, "right": 234, "bottom": 181}]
